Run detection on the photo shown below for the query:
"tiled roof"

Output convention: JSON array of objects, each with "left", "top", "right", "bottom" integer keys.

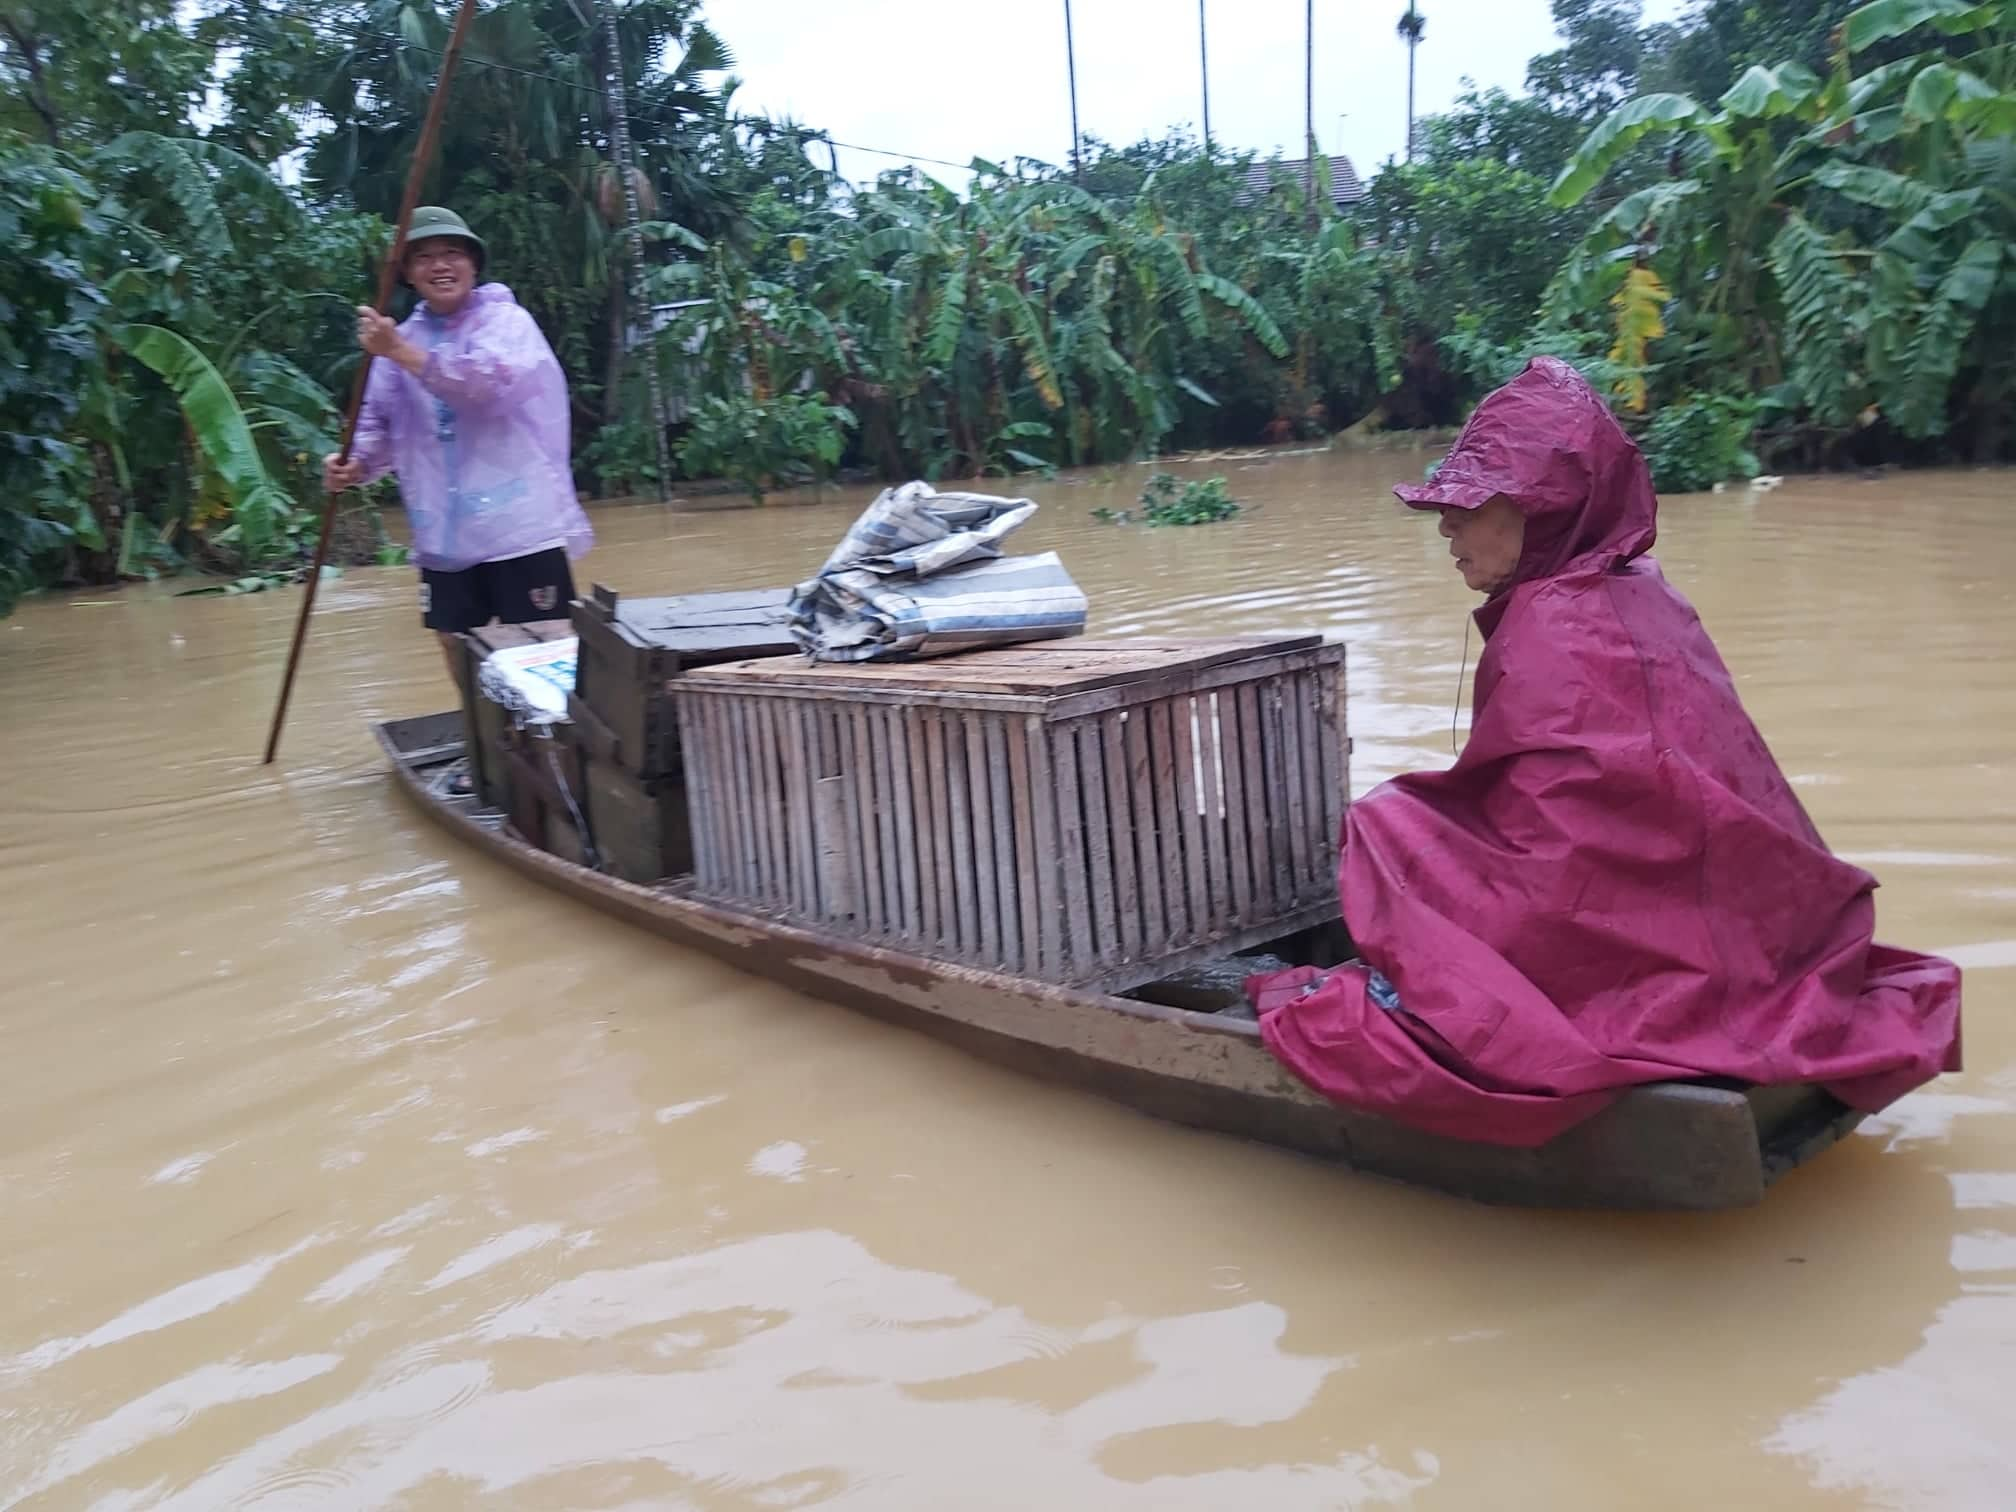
[{"left": 1239, "top": 153, "right": 1367, "bottom": 206}]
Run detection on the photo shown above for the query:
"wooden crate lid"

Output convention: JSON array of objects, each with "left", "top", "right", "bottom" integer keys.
[
  {"left": 679, "top": 636, "right": 1331, "bottom": 708},
  {"left": 584, "top": 580, "right": 786, "bottom": 641},
  {"left": 463, "top": 619, "right": 573, "bottom": 656},
  {"left": 577, "top": 583, "right": 796, "bottom": 659}
]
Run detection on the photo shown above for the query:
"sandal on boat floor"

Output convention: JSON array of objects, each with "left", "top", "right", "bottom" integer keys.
[{"left": 436, "top": 758, "right": 474, "bottom": 798}]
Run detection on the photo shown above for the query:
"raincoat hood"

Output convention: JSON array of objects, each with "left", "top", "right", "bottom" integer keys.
[{"left": 1396, "top": 356, "right": 1657, "bottom": 591}]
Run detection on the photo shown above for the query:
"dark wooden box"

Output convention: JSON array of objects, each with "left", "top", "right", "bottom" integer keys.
[
  {"left": 569, "top": 583, "right": 797, "bottom": 779},
  {"left": 562, "top": 689, "right": 688, "bottom": 878},
  {"left": 504, "top": 726, "right": 590, "bottom": 867},
  {"left": 581, "top": 753, "right": 693, "bottom": 884}
]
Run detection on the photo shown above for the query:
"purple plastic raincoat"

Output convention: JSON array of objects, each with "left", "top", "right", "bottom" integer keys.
[
  {"left": 1249, "top": 357, "right": 1961, "bottom": 1147},
  {"left": 350, "top": 283, "right": 592, "bottom": 572}
]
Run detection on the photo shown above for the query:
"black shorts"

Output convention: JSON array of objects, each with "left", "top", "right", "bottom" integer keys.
[{"left": 420, "top": 547, "right": 576, "bottom": 633}]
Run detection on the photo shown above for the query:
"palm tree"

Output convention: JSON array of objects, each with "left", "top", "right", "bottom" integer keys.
[{"left": 1398, "top": 5, "right": 1425, "bottom": 161}]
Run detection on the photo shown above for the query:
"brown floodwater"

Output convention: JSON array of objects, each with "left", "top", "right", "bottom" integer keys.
[{"left": 2, "top": 451, "right": 2012, "bottom": 1510}]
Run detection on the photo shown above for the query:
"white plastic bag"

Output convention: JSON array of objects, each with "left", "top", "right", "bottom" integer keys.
[{"left": 475, "top": 636, "right": 577, "bottom": 727}]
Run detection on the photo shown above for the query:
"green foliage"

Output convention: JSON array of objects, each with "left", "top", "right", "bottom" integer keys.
[
  {"left": 1842, "top": 0, "right": 1983, "bottom": 53},
  {"left": 1542, "top": 0, "right": 2016, "bottom": 457},
  {"left": 0, "top": 145, "right": 109, "bottom": 614},
  {"left": 1438, "top": 320, "right": 1632, "bottom": 396},
  {"left": 655, "top": 151, "right": 1304, "bottom": 481},
  {"left": 1526, "top": 0, "right": 1657, "bottom": 122},
  {"left": 1365, "top": 159, "right": 1585, "bottom": 350},
  {"left": 1718, "top": 62, "right": 1824, "bottom": 120},
  {"left": 1416, "top": 85, "right": 1590, "bottom": 181},
  {"left": 1640, "top": 393, "right": 1762, "bottom": 492},
  {"left": 4, "top": 0, "right": 2013, "bottom": 617},
  {"left": 1548, "top": 95, "right": 1717, "bottom": 204},
  {"left": 675, "top": 393, "right": 856, "bottom": 504},
  {"left": 118, "top": 326, "right": 295, "bottom": 563},
  {"left": 578, "top": 417, "right": 664, "bottom": 497},
  {"left": 1769, "top": 214, "right": 1859, "bottom": 425},
  {"left": 1643, "top": 1, "right": 1862, "bottom": 104},
  {"left": 1094, "top": 472, "right": 1241, "bottom": 527}
]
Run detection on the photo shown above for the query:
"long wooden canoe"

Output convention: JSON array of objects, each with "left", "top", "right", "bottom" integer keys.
[{"left": 376, "top": 712, "right": 1865, "bottom": 1210}]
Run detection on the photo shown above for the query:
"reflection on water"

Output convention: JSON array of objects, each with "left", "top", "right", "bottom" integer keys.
[{"left": 1, "top": 454, "right": 2011, "bottom": 1508}]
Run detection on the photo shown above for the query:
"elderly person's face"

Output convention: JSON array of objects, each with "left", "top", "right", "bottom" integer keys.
[{"left": 1438, "top": 495, "right": 1525, "bottom": 595}]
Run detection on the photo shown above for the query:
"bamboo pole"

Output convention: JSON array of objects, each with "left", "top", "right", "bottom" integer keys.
[{"left": 262, "top": 0, "right": 482, "bottom": 764}]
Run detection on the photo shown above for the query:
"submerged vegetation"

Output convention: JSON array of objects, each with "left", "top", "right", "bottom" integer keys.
[
  {"left": 3, "top": 0, "right": 2012, "bottom": 614},
  {"left": 1094, "top": 473, "right": 1243, "bottom": 528}
]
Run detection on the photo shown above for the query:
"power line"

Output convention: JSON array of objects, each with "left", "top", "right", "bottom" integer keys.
[
  {"left": 350, "top": 28, "right": 988, "bottom": 177},
  {"left": 808, "top": 136, "right": 985, "bottom": 176}
]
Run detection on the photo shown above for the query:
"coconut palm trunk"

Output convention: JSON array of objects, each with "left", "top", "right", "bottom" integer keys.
[
  {"left": 1399, "top": 5, "right": 1425, "bottom": 162},
  {"left": 600, "top": 0, "right": 671, "bottom": 499}
]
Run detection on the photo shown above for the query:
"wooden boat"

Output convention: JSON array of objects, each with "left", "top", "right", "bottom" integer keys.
[{"left": 376, "top": 711, "right": 1867, "bottom": 1210}]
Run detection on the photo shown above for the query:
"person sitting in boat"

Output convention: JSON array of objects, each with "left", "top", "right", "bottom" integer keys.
[
  {"left": 1247, "top": 357, "right": 1961, "bottom": 1147},
  {"left": 322, "top": 205, "right": 593, "bottom": 744}
]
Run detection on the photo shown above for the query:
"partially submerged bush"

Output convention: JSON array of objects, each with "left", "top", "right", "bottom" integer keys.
[
  {"left": 1095, "top": 472, "right": 1242, "bottom": 527},
  {"left": 1641, "top": 394, "right": 1760, "bottom": 495},
  {"left": 674, "top": 393, "right": 856, "bottom": 504}
]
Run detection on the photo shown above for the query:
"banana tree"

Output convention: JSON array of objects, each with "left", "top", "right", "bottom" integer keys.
[
  {"left": 1799, "top": 0, "right": 2016, "bottom": 446},
  {"left": 1548, "top": 59, "right": 1836, "bottom": 389},
  {"left": 1549, "top": 0, "right": 2016, "bottom": 449},
  {"left": 766, "top": 169, "right": 1286, "bottom": 479},
  {"left": 118, "top": 326, "right": 300, "bottom": 566}
]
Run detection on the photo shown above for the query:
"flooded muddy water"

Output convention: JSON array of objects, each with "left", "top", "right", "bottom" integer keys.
[{"left": 2, "top": 452, "right": 2012, "bottom": 1509}]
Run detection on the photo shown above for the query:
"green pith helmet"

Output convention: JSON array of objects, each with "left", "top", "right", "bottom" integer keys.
[{"left": 401, "top": 205, "right": 486, "bottom": 273}]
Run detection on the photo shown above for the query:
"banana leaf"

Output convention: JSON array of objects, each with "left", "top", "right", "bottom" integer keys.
[{"left": 119, "top": 325, "right": 293, "bottom": 564}]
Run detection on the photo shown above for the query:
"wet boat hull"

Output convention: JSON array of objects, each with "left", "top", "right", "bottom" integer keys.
[{"left": 376, "top": 713, "right": 1865, "bottom": 1210}]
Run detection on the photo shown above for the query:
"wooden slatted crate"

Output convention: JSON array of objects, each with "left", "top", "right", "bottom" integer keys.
[{"left": 672, "top": 637, "right": 1348, "bottom": 991}]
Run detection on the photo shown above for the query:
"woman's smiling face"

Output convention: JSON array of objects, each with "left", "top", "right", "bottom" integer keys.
[{"left": 404, "top": 237, "right": 478, "bottom": 314}]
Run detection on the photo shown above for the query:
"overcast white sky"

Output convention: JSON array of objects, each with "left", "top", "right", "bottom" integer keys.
[{"left": 694, "top": 0, "right": 1690, "bottom": 188}]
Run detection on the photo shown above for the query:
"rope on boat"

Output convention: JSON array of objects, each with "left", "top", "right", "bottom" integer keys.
[{"left": 540, "top": 732, "right": 604, "bottom": 874}]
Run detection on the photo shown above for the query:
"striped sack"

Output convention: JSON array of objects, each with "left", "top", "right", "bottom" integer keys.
[{"left": 788, "top": 481, "right": 1088, "bottom": 661}]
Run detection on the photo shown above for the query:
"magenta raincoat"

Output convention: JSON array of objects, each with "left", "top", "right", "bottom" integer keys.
[
  {"left": 1250, "top": 358, "right": 1961, "bottom": 1147},
  {"left": 350, "top": 283, "right": 592, "bottom": 572}
]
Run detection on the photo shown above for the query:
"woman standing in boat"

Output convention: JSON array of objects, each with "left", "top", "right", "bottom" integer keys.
[
  {"left": 1249, "top": 357, "right": 1961, "bottom": 1146},
  {"left": 322, "top": 206, "right": 593, "bottom": 699}
]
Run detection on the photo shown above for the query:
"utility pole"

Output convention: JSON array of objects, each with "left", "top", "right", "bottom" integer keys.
[
  {"left": 1064, "top": 0, "right": 1084, "bottom": 184},
  {"left": 1198, "top": 0, "right": 1212, "bottom": 151},
  {"left": 1304, "top": 0, "right": 1318, "bottom": 233},
  {"left": 602, "top": 1, "right": 672, "bottom": 501}
]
